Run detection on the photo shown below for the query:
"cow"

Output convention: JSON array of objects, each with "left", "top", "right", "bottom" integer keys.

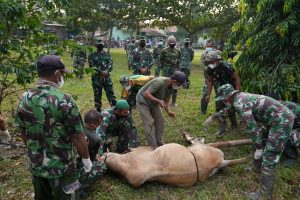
[{"left": 101, "top": 135, "right": 251, "bottom": 188}]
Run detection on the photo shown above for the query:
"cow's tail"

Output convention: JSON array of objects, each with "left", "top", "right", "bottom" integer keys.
[{"left": 220, "top": 156, "right": 251, "bottom": 168}]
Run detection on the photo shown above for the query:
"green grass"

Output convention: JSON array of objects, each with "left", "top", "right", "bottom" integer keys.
[{"left": 0, "top": 48, "right": 299, "bottom": 200}]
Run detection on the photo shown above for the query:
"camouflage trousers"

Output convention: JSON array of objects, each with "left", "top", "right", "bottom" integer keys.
[
  {"left": 106, "top": 118, "right": 139, "bottom": 153},
  {"left": 180, "top": 67, "right": 190, "bottom": 88},
  {"left": 154, "top": 61, "right": 161, "bottom": 77},
  {"left": 127, "top": 91, "right": 138, "bottom": 111},
  {"left": 92, "top": 75, "right": 116, "bottom": 112},
  {"left": 289, "top": 128, "right": 300, "bottom": 147},
  {"left": 261, "top": 113, "right": 294, "bottom": 168},
  {"left": 32, "top": 172, "right": 79, "bottom": 200},
  {"left": 200, "top": 69, "right": 209, "bottom": 114}
]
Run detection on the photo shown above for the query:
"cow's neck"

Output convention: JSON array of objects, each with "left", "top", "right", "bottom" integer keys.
[{"left": 105, "top": 153, "right": 129, "bottom": 174}]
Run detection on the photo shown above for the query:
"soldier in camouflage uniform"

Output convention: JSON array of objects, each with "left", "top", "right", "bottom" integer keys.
[
  {"left": 203, "top": 84, "right": 295, "bottom": 200},
  {"left": 96, "top": 100, "right": 138, "bottom": 154},
  {"left": 126, "top": 39, "right": 136, "bottom": 70},
  {"left": 71, "top": 41, "right": 87, "bottom": 79},
  {"left": 129, "top": 36, "right": 153, "bottom": 75},
  {"left": 88, "top": 38, "right": 116, "bottom": 112},
  {"left": 15, "top": 55, "right": 92, "bottom": 200},
  {"left": 160, "top": 36, "right": 181, "bottom": 106},
  {"left": 153, "top": 37, "right": 164, "bottom": 77},
  {"left": 200, "top": 39, "right": 215, "bottom": 114},
  {"left": 205, "top": 50, "right": 240, "bottom": 137},
  {"left": 120, "top": 74, "right": 155, "bottom": 111},
  {"left": 179, "top": 38, "right": 194, "bottom": 89}
]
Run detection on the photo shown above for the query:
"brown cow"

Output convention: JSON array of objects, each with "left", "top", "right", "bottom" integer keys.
[{"left": 102, "top": 139, "right": 250, "bottom": 187}]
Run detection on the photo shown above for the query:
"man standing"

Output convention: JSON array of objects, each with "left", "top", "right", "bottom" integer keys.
[
  {"left": 15, "top": 55, "right": 92, "bottom": 199},
  {"left": 205, "top": 50, "right": 240, "bottom": 137},
  {"left": 200, "top": 39, "right": 215, "bottom": 114},
  {"left": 203, "top": 84, "right": 295, "bottom": 199},
  {"left": 136, "top": 71, "right": 186, "bottom": 149},
  {"left": 179, "top": 38, "right": 194, "bottom": 88},
  {"left": 88, "top": 38, "right": 116, "bottom": 112},
  {"left": 160, "top": 36, "right": 181, "bottom": 106},
  {"left": 153, "top": 37, "right": 164, "bottom": 77},
  {"left": 126, "top": 39, "right": 136, "bottom": 70},
  {"left": 96, "top": 100, "right": 138, "bottom": 153},
  {"left": 130, "top": 36, "right": 153, "bottom": 75}
]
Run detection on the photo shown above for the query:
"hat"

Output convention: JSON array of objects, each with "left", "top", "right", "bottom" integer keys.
[
  {"left": 184, "top": 38, "right": 190, "bottom": 43},
  {"left": 96, "top": 38, "right": 104, "bottom": 45},
  {"left": 119, "top": 75, "right": 130, "bottom": 86},
  {"left": 167, "top": 36, "right": 176, "bottom": 44},
  {"left": 215, "top": 84, "right": 239, "bottom": 101},
  {"left": 205, "top": 50, "right": 222, "bottom": 62},
  {"left": 36, "top": 55, "right": 72, "bottom": 74},
  {"left": 115, "top": 100, "right": 129, "bottom": 110},
  {"left": 171, "top": 71, "right": 187, "bottom": 87}
]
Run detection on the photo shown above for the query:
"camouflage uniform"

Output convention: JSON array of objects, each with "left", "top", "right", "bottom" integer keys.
[
  {"left": 130, "top": 47, "right": 153, "bottom": 75},
  {"left": 200, "top": 50, "right": 212, "bottom": 114},
  {"left": 126, "top": 42, "right": 136, "bottom": 70},
  {"left": 153, "top": 43, "right": 164, "bottom": 77},
  {"left": 160, "top": 47, "right": 181, "bottom": 104},
  {"left": 96, "top": 108, "right": 138, "bottom": 153},
  {"left": 71, "top": 45, "right": 87, "bottom": 79},
  {"left": 15, "top": 80, "right": 83, "bottom": 199},
  {"left": 282, "top": 101, "right": 300, "bottom": 147},
  {"left": 88, "top": 50, "right": 116, "bottom": 112},
  {"left": 179, "top": 43, "right": 194, "bottom": 88}
]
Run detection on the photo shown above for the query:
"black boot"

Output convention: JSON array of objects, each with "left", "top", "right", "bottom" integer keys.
[
  {"left": 252, "top": 159, "right": 262, "bottom": 173},
  {"left": 246, "top": 167, "right": 276, "bottom": 200}
]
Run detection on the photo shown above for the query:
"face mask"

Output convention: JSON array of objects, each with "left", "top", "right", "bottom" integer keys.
[
  {"left": 172, "top": 82, "right": 180, "bottom": 89},
  {"left": 169, "top": 44, "right": 176, "bottom": 48},
  {"left": 97, "top": 44, "right": 104, "bottom": 50},
  {"left": 140, "top": 42, "right": 146, "bottom": 48},
  {"left": 206, "top": 47, "right": 213, "bottom": 52},
  {"left": 125, "top": 85, "right": 131, "bottom": 90},
  {"left": 57, "top": 75, "right": 64, "bottom": 88},
  {"left": 184, "top": 42, "right": 189, "bottom": 47},
  {"left": 158, "top": 41, "right": 163, "bottom": 46},
  {"left": 208, "top": 63, "right": 217, "bottom": 69}
]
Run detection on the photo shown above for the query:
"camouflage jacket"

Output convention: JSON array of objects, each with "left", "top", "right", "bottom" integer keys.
[
  {"left": 218, "top": 92, "right": 294, "bottom": 149},
  {"left": 160, "top": 47, "right": 181, "bottom": 69},
  {"left": 88, "top": 50, "right": 113, "bottom": 77},
  {"left": 130, "top": 47, "right": 153, "bottom": 71},
  {"left": 153, "top": 45, "right": 164, "bottom": 65},
  {"left": 207, "top": 61, "right": 235, "bottom": 90},
  {"left": 180, "top": 46, "right": 194, "bottom": 69},
  {"left": 126, "top": 43, "right": 136, "bottom": 54},
  {"left": 15, "top": 80, "right": 83, "bottom": 178},
  {"left": 283, "top": 101, "right": 300, "bottom": 129}
]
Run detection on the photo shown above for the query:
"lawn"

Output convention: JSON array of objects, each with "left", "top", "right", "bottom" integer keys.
[{"left": 0, "top": 48, "right": 299, "bottom": 200}]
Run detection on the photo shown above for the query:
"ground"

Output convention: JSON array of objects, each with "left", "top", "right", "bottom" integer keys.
[{"left": 0, "top": 48, "right": 299, "bottom": 200}]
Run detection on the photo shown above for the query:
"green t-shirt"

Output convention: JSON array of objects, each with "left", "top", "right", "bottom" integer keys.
[{"left": 136, "top": 77, "right": 173, "bottom": 108}]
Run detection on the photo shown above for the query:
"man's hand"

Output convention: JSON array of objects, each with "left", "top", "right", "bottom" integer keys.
[
  {"left": 254, "top": 149, "right": 263, "bottom": 160},
  {"left": 205, "top": 95, "right": 210, "bottom": 103},
  {"left": 82, "top": 157, "right": 93, "bottom": 173},
  {"left": 95, "top": 154, "right": 101, "bottom": 161},
  {"left": 140, "top": 68, "right": 147, "bottom": 74},
  {"left": 158, "top": 100, "right": 167, "bottom": 109},
  {"left": 100, "top": 71, "right": 109, "bottom": 79},
  {"left": 167, "top": 111, "right": 176, "bottom": 118},
  {"left": 203, "top": 116, "right": 213, "bottom": 126}
]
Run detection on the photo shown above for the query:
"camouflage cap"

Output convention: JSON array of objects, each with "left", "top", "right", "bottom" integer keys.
[
  {"left": 215, "top": 84, "right": 239, "bottom": 101},
  {"left": 167, "top": 35, "right": 176, "bottom": 44},
  {"left": 205, "top": 50, "right": 222, "bottom": 62},
  {"left": 184, "top": 38, "right": 190, "bottom": 43},
  {"left": 119, "top": 75, "right": 130, "bottom": 86},
  {"left": 115, "top": 100, "right": 129, "bottom": 110}
]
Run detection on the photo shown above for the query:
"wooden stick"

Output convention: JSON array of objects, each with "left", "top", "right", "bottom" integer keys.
[{"left": 206, "top": 139, "right": 252, "bottom": 148}]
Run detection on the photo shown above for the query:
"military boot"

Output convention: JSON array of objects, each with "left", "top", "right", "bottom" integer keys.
[
  {"left": 201, "top": 98, "right": 208, "bottom": 114},
  {"left": 246, "top": 167, "right": 276, "bottom": 200},
  {"left": 252, "top": 159, "right": 262, "bottom": 173}
]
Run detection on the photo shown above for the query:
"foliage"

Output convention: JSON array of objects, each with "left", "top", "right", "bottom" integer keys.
[
  {"left": 229, "top": 0, "right": 300, "bottom": 101},
  {"left": 0, "top": 0, "right": 69, "bottom": 110}
]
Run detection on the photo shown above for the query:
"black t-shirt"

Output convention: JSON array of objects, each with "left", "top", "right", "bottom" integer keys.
[{"left": 207, "top": 61, "right": 235, "bottom": 87}]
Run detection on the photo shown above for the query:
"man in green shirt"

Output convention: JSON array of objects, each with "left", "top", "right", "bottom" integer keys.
[
  {"left": 15, "top": 55, "right": 92, "bottom": 200},
  {"left": 136, "top": 71, "right": 186, "bottom": 149}
]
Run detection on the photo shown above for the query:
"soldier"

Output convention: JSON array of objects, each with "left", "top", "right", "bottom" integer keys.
[
  {"left": 153, "top": 37, "right": 164, "bottom": 77},
  {"left": 126, "top": 39, "right": 136, "bottom": 70},
  {"left": 71, "top": 41, "right": 87, "bottom": 79},
  {"left": 130, "top": 36, "right": 153, "bottom": 75},
  {"left": 120, "top": 74, "right": 155, "bottom": 111},
  {"left": 15, "top": 55, "right": 92, "bottom": 199},
  {"left": 203, "top": 84, "right": 295, "bottom": 199},
  {"left": 205, "top": 50, "right": 240, "bottom": 137},
  {"left": 136, "top": 71, "right": 186, "bottom": 149},
  {"left": 88, "top": 38, "right": 116, "bottom": 112},
  {"left": 160, "top": 36, "right": 181, "bottom": 106},
  {"left": 179, "top": 38, "right": 194, "bottom": 88},
  {"left": 96, "top": 100, "right": 138, "bottom": 154},
  {"left": 200, "top": 39, "right": 216, "bottom": 114}
]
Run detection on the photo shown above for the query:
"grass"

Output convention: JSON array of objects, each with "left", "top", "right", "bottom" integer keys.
[{"left": 0, "top": 48, "right": 299, "bottom": 200}]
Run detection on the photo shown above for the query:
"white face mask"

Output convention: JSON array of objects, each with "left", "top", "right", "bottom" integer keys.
[
  {"left": 158, "top": 41, "right": 163, "bottom": 45},
  {"left": 208, "top": 63, "right": 217, "bottom": 69},
  {"left": 172, "top": 82, "right": 180, "bottom": 89},
  {"left": 206, "top": 47, "right": 213, "bottom": 52},
  {"left": 57, "top": 76, "right": 64, "bottom": 88}
]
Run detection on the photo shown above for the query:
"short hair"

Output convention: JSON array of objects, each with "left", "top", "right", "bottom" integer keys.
[
  {"left": 37, "top": 69, "right": 56, "bottom": 78},
  {"left": 84, "top": 109, "right": 102, "bottom": 125}
]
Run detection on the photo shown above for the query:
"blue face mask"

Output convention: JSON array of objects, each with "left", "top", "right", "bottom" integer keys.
[{"left": 206, "top": 47, "right": 213, "bottom": 52}]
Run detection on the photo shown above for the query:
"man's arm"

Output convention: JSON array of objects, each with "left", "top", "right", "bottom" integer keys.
[
  {"left": 190, "top": 48, "right": 194, "bottom": 61},
  {"left": 71, "top": 133, "right": 89, "bottom": 159},
  {"left": 143, "top": 90, "right": 166, "bottom": 108},
  {"left": 232, "top": 71, "right": 241, "bottom": 90},
  {"left": 206, "top": 75, "right": 213, "bottom": 103}
]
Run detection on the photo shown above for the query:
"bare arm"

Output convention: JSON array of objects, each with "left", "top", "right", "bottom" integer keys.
[
  {"left": 71, "top": 133, "right": 89, "bottom": 159},
  {"left": 232, "top": 71, "right": 241, "bottom": 90},
  {"left": 143, "top": 90, "right": 165, "bottom": 108},
  {"left": 206, "top": 75, "right": 213, "bottom": 102}
]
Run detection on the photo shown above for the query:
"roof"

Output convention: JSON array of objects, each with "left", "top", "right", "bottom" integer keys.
[{"left": 140, "top": 28, "right": 166, "bottom": 37}]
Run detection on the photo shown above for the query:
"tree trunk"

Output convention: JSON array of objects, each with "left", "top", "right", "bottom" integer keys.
[{"left": 108, "top": 26, "right": 113, "bottom": 53}]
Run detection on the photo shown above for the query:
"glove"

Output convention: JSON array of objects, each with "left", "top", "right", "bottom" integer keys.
[
  {"left": 254, "top": 149, "right": 263, "bottom": 160},
  {"left": 0, "top": 130, "right": 11, "bottom": 143},
  {"left": 82, "top": 158, "right": 93, "bottom": 173},
  {"left": 203, "top": 116, "right": 213, "bottom": 126}
]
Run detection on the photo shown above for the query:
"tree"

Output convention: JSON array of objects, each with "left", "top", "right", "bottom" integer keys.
[
  {"left": 146, "top": 0, "right": 239, "bottom": 42},
  {"left": 0, "top": 0, "right": 68, "bottom": 111},
  {"left": 228, "top": 0, "right": 300, "bottom": 101}
]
